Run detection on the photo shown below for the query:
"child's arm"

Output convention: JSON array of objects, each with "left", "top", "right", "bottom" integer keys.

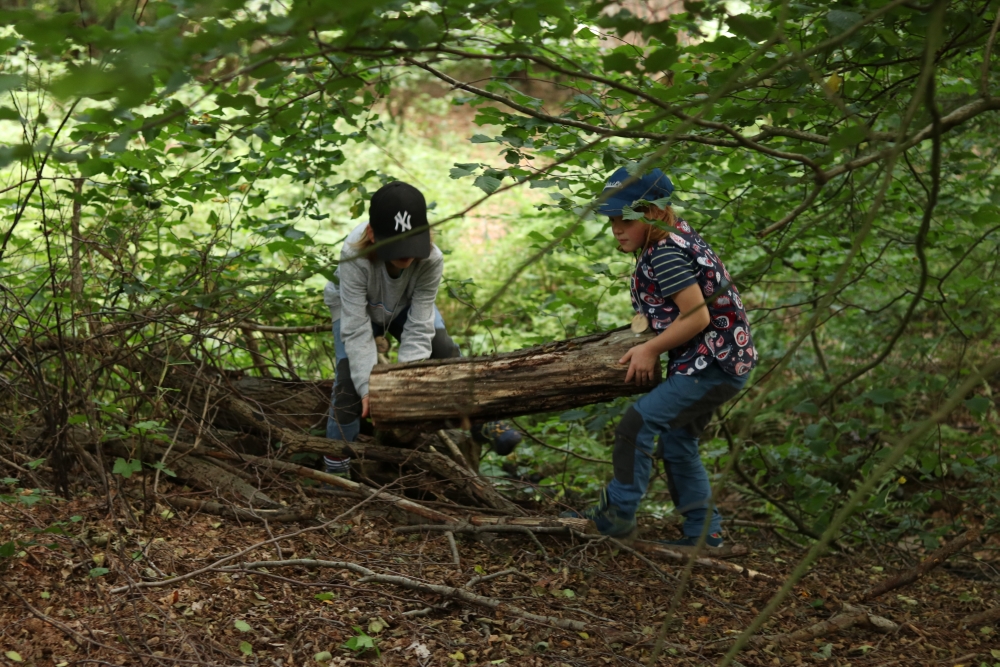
[
  {"left": 397, "top": 252, "right": 443, "bottom": 362},
  {"left": 338, "top": 257, "right": 379, "bottom": 405},
  {"left": 620, "top": 283, "right": 711, "bottom": 385}
]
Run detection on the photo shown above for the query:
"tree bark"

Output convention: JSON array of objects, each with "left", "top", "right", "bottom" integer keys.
[{"left": 368, "top": 327, "right": 657, "bottom": 429}]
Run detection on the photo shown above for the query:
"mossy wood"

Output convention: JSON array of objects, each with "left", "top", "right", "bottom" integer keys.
[{"left": 368, "top": 327, "right": 658, "bottom": 429}]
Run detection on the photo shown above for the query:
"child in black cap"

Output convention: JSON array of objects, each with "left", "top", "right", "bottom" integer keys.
[
  {"left": 562, "top": 167, "right": 757, "bottom": 551},
  {"left": 322, "top": 181, "right": 521, "bottom": 475}
]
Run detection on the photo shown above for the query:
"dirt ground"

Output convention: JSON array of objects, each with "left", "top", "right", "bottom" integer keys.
[{"left": 1, "top": 484, "right": 998, "bottom": 667}]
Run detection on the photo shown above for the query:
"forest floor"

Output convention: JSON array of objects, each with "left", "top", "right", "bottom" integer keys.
[{"left": 1, "top": 482, "right": 998, "bottom": 667}]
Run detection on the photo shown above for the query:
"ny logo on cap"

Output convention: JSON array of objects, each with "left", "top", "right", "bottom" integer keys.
[{"left": 394, "top": 210, "right": 411, "bottom": 232}]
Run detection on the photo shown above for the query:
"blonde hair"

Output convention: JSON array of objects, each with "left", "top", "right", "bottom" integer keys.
[{"left": 619, "top": 205, "right": 678, "bottom": 253}]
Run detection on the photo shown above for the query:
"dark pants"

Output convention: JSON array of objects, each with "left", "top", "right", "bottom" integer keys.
[
  {"left": 607, "top": 362, "right": 746, "bottom": 537},
  {"left": 327, "top": 305, "right": 459, "bottom": 441}
]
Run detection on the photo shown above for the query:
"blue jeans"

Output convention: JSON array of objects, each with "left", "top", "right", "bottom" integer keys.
[
  {"left": 327, "top": 306, "right": 451, "bottom": 441},
  {"left": 606, "top": 362, "right": 746, "bottom": 538}
]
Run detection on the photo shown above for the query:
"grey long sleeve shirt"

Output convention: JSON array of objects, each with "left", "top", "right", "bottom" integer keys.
[{"left": 323, "top": 222, "right": 443, "bottom": 397}]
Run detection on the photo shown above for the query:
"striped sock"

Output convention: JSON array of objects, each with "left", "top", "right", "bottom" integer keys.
[{"left": 324, "top": 456, "right": 350, "bottom": 474}]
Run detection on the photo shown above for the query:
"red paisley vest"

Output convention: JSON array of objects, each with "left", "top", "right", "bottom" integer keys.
[{"left": 630, "top": 219, "right": 757, "bottom": 377}]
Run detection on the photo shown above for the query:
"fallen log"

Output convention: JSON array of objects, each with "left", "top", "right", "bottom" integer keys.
[{"left": 368, "top": 327, "right": 657, "bottom": 429}]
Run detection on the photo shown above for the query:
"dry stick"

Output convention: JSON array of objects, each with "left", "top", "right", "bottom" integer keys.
[
  {"left": 236, "top": 322, "right": 329, "bottom": 334},
  {"left": 445, "top": 531, "right": 461, "bottom": 569},
  {"left": 756, "top": 604, "right": 901, "bottom": 647},
  {"left": 438, "top": 429, "right": 472, "bottom": 471},
  {"left": 465, "top": 568, "right": 532, "bottom": 588},
  {"left": 160, "top": 495, "right": 318, "bottom": 523},
  {"left": 629, "top": 540, "right": 771, "bottom": 580},
  {"left": 109, "top": 482, "right": 397, "bottom": 594},
  {"left": 960, "top": 606, "right": 1000, "bottom": 628},
  {"left": 221, "top": 558, "right": 587, "bottom": 631},
  {"left": 859, "top": 528, "right": 980, "bottom": 602}
]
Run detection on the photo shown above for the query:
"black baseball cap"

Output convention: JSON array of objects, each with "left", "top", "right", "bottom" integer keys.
[{"left": 368, "top": 181, "right": 431, "bottom": 261}]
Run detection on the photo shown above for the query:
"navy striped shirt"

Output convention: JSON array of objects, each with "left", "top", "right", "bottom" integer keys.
[{"left": 649, "top": 244, "right": 697, "bottom": 295}]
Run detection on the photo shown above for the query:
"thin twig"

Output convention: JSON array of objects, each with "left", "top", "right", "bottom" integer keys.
[{"left": 446, "top": 530, "right": 461, "bottom": 569}]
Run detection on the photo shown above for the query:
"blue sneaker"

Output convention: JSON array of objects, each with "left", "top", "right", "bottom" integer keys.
[
  {"left": 659, "top": 532, "right": 724, "bottom": 553},
  {"left": 559, "top": 489, "right": 636, "bottom": 538},
  {"left": 476, "top": 421, "right": 522, "bottom": 456}
]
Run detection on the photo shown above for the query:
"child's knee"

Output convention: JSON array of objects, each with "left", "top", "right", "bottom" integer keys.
[
  {"left": 613, "top": 407, "right": 647, "bottom": 484},
  {"left": 430, "top": 328, "right": 460, "bottom": 359},
  {"left": 333, "top": 358, "right": 362, "bottom": 423}
]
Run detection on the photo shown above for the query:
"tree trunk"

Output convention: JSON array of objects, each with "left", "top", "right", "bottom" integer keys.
[{"left": 368, "top": 327, "right": 657, "bottom": 429}]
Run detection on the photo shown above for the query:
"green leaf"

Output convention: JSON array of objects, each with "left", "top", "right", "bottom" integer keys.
[
  {"left": 239, "top": 640, "right": 253, "bottom": 655},
  {"left": 148, "top": 462, "right": 176, "bottom": 477},
  {"left": 0, "top": 541, "right": 15, "bottom": 558},
  {"left": 537, "top": 0, "right": 566, "bottom": 15},
  {"left": 450, "top": 163, "right": 479, "bottom": 178},
  {"left": 50, "top": 64, "right": 118, "bottom": 100},
  {"left": 0, "top": 106, "right": 20, "bottom": 121},
  {"left": 827, "top": 10, "right": 862, "bottom": 34},
  {"left": 559, "top": 409, "right": 588, "bottom": 421},
  {"left": 79, "top": 158, "right": 114, "bottom": 177},
  {"left": 793, "top": 401, "right": 818, "bottom": 415},
  {"left": 512, "top": 7, "right": 541, "bottom": 36},
  {"left": 0, "top": 75, "right": 23, "bottom": 93},
  {"left": 89, "top": 567, "right": 109, "bottom": 577},
  {"left": 234, "top": 619, "right": 252, "bottom": 632},
  {"left": 964, "top": 396, "right": 992, "bottom": 415},
  {"left": 971, "top": 205, "right": 1000, "bottom": 225},
  {"left": 112, "top": 458, "right": 142, "bottom": 479},
  {"left": 412, "top": 15, "right": 441, "bottom": 44},
  {"left": 602, "top": 49, "right": 635, "bottom": 73},
  {"left": 0, "top": 144, "right": 33, "bottom": 169},
  {"left": 314, "top": 651, "right": 332, "bottom": 662},
  {"left": 314, "top": 592, "right": 335, "bottom": 601},
  {"left": 5, "top": 651, "right": 23, "bottom": 663},
  {"left": 726, "top": 14, "right": 775, "bottom": 42},
  {"left": 645, "top": 47, "right": 677, "bottom": 72},
  {"left": 863, "top": 388, "right": 895, "bottom": 405},
  {"left": 473, "top": 175, "right": 502, "bottom": 194},
  {"left": 829, "top": 125, "right": 867, "bottom": 151}
]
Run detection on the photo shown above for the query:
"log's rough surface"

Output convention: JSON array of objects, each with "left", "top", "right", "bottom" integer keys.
[{"left": 369, "top": 328, "right": 657, "bottom": 428}]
